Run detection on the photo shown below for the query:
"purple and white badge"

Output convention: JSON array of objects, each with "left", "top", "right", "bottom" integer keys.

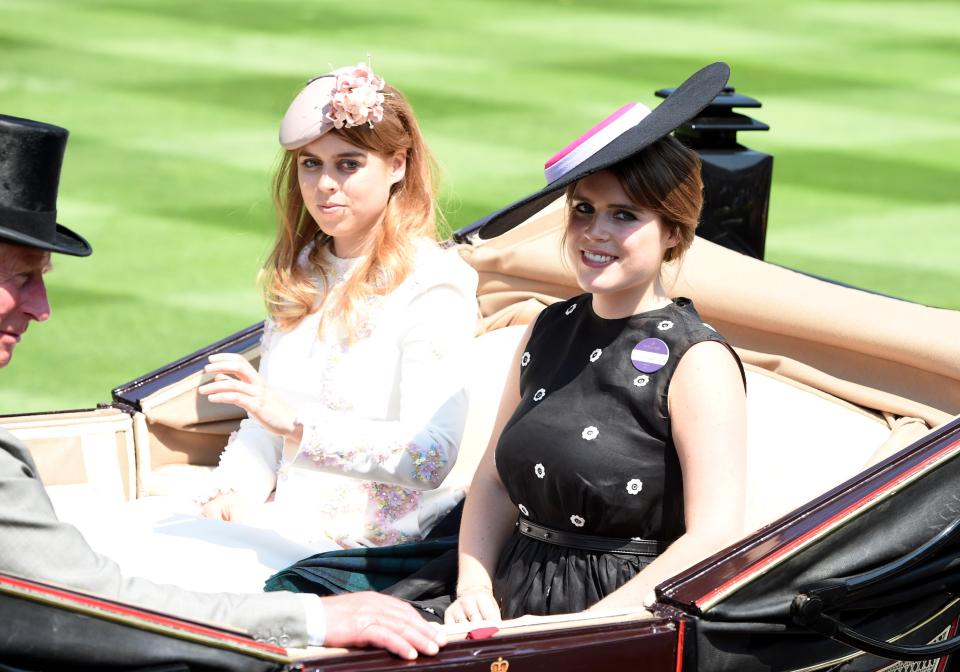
[{"left": 631, "top": 338, "right": 669, "bottom": 373}]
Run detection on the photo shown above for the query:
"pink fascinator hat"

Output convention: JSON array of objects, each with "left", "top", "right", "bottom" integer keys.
[{"left": 279, "top": 63, "right": 387, "bottom": 150}]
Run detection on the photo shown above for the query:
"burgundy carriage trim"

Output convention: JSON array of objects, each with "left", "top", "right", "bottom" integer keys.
[
  {"left": 0, "top": 572, "right": 290, "bottom": 662},
  {"left": 694, "top": 436, "right": 960, "bottom": 612}
]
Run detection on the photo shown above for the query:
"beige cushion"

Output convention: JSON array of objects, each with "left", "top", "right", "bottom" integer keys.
[
  {"left": 440, "top": 325, "right": 527, "bottom": 492},
  {"left": 743, "top": 368, "right": 892, "bottom": 532},
  {"left": 1, "top": 408, "right": 137, "bottom": 515}
]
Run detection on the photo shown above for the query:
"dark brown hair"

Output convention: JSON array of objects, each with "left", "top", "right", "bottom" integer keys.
[{"left": 567, "top": 135, "right": 702, "bottom": 262}]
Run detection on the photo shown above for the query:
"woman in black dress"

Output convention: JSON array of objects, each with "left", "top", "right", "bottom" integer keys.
[{"left": 446, "top": 63, "right": 747, "bottom": 623}]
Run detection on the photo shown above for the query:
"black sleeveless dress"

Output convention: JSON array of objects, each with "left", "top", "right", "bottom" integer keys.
[{"left": 492, "top": 294, "right": 742, "bottom": 618}]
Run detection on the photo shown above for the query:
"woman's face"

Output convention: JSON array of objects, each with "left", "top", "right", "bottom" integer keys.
[
  {"left": 565, "top": 170, "right": 678, "bottom": 313},
  {"left": 297, "top": 133, "right": 405, "bottom": 258}
]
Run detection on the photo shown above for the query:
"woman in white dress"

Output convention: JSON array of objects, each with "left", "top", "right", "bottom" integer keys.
[
  {"left": 197, "top": 63, "right": 478, "bottom": 550},
  {"left": 61, "top": 64, "right": 477, "bottom": 595}
]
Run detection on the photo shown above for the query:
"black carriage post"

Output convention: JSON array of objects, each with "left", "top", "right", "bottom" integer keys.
[{"left": 657, "top": 85, "right": 773, "bottom": 260}]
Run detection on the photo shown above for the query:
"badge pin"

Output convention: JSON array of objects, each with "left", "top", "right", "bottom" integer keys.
[{"left": 631, "top": 337, "right": 669, "bottom": 373}]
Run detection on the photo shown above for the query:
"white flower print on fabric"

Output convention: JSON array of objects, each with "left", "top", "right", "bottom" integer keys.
[
  {"left": 657, "top": 320, "right": 674, "bottom": 331},
  {"left": 533, "top": 388, "right": 546, "bottom": 402},
  {"left": 519, "top": 504, "right": 529, "bottom": 516},
  {"left": 589, "top": 348, "right": 602, "bottom": 363},
  {"left": 570, "top": 515, "right": 585, "bottom": 527},
  {"left": 631, "top": 536, "right": 644, "bottom": 542},
  {"left": 633, "top": 374, "right": 650, "bottom": 388},
  {"left": 534, "top": 463, "right": 546, "bottom": 479},
  {"left": 581, "top": 426, "right": 599, "bottom": 441},
  {"left": 626, "top": 479, "right": 643, "bottom": 495},
  {"left": 521, "top": 351, "right": 531, "bottom": 367},
  {"left": 565, "top": 304, "right": 578, "bottom": 316}
]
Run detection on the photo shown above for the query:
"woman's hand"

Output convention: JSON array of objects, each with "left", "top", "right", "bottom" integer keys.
[
  {"left": 201, "top": 491, "right": 255, "bottom": 522},
  {"left": 444, "top": 586, "right": 501, "bottom": 625},
  {"left": 199, "top": 353, "right": 302, "bottom": 441}
]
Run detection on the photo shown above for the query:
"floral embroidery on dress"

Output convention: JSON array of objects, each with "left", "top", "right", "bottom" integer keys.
[
  {"left": 519, "top": 503, "right": 530, "bottom": 516},
  {"left": 589, "top": 348, "right": 602, "bottom": 363},
  {"left": 303, "top": 431, "right": 394, "bottom": 471},
  {"left": 657, "top": 320, "right": 674, "bottom": 331},
  {"left": 626, "top": 479, "right": 643, "bottom": 495},
  {"left": 533, "top": 388, "right": 546, "bottom": 402},
  {"left": 363, "top": 481, "right": 420, "bottom": 546},
  {"left": 408, "top": 439, "right": 448, "bottom": 485},
  {"left": 581, "top": 426, "right": 599, "bottom": 441},
  {"left": 304, "top": 431, "right": 447, "bottom": 487},
  {"left": 570, "top": 514, "right": 585, "bottom": 527},
  {"left": 365, "top": 524, "right": 417, "bottom": 547},
  {"left": 534, "top": 463, "right": 546, "bottom": 479},
  {"left": 565, "top": 304, "right": 578, "bottom": 316},
  {"left": 521, "top": 351, "right": 531, "bottom": 367},
  {"left": 317, "top": 342, "right": 355, "bottom": 411}
]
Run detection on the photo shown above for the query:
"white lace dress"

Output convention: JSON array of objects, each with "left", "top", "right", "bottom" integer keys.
[{"left": 209, "top": 239, "right": 479, "bottom": 548}]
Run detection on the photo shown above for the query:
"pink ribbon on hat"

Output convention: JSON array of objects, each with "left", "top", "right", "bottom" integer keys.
[{"left": 543, "top": 102, "right": 651, "bottom": 183}]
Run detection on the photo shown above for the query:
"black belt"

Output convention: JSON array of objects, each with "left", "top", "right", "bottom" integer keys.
[{"left": 517, "top": 517, "right": 661, "bottom": 557}]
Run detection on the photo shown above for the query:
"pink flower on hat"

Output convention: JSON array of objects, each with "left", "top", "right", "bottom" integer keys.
[{"left": 326, "top": 63, "right": 386, "bottom": 129}]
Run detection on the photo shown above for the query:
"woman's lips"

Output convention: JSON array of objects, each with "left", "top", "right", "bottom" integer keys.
[
  {"left": 317, "top": 203, "right": 344, "bottom": 215},
  {"left": 580, "top": 250, "right": 617, "bottom": 268}
]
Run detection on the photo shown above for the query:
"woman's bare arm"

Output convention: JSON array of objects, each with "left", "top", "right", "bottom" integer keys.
[{"left": 445, "top": 321, "right": 535, "bottom": 624}]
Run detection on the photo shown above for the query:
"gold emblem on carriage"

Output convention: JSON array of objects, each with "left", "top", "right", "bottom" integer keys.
[{"left": 490, "top": 657, "right": 509, "bottom": 672}]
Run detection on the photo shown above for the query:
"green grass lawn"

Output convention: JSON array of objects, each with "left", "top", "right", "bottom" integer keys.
[{"left": 1, "top": 0, "right": 958, "bottom": 413}]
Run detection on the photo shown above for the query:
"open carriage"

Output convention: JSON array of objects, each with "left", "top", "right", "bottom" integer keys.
[
  {"left": 4, "top": 70, "right": 960, "bottom": 670},
  {"left": 3, "top": 187, "right": 960, "bottom": 670}
]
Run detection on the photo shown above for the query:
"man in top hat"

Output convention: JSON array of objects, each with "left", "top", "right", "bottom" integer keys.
[{"left": 0, "top": 114, "right": 445, "bottom": 662}]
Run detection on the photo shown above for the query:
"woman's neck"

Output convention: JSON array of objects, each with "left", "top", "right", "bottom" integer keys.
[{"left": 590, "top": 278, "right": 672, "bottom": 319}]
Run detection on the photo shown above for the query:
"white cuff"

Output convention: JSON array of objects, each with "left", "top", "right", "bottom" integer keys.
[{"left": 297, "top": 593, "right": 327, "bottom": 646}]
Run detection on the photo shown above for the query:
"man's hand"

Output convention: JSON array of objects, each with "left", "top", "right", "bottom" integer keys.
[
  {"left": 323, "top": 592, "right": 446, "bottom": 660},
  {"left": 199, "top": 353, "right": 301, "bottom": 441}
]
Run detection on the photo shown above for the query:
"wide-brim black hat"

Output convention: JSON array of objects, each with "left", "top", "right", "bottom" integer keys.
[
  {"left": 475, "top": 61, "right": 730, "bottom": 239},
  {"left": 0, "top": 114, "right": 92, "bottom": 256}
]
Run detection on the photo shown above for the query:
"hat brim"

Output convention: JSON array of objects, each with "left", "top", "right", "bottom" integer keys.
[
  {"left": 0, "top": 223, "right": 92, "bottom": 257},
  {"left": 476, "top": 62, "right": 730, "bottom": 240}
]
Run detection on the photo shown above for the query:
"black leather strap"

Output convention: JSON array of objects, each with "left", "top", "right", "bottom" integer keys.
[{"left": 517, "top": 517, "right": 661, "bottom": 557}]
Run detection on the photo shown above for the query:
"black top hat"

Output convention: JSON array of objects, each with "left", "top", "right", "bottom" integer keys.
[
  {"left": 476, "top": 62, "right": 731, "bottom": 239},
  {"left": 0, "top": 114, "right": 92, "bottom": 256}
]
